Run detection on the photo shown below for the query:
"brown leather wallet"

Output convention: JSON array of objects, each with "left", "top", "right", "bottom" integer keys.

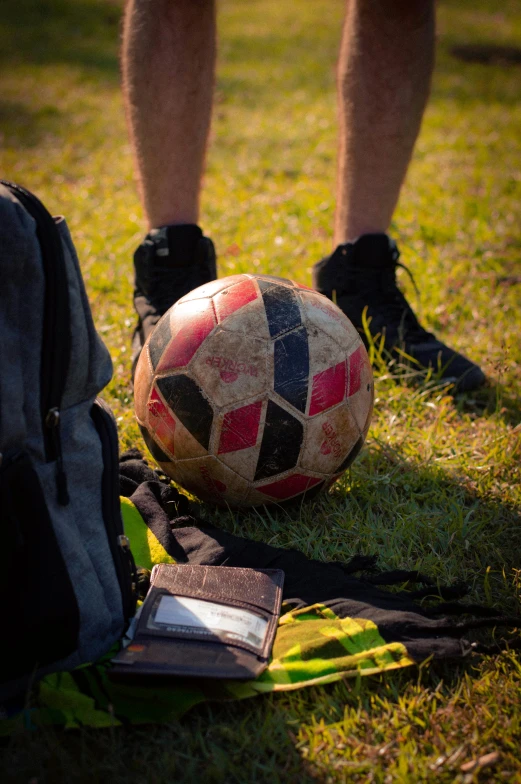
[{"left": 110, "top": 564, "right": 284, "bottom": 681}]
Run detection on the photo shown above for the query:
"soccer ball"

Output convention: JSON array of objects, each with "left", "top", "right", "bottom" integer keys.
[{"left": 134, "top": 274, "right": 373, "bottom": 506}]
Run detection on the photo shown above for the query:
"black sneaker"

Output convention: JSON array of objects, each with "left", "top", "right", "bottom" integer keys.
[
  {"left": 132, "top": 224, "right": 216, "bottom": 369},
  {"left": 312, "top": 234, "right": 485, "bottom": 392}
]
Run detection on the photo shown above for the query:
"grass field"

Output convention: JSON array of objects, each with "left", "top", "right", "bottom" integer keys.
[{"left": 1, "top": 0, "right": 521, "bottom": 781}]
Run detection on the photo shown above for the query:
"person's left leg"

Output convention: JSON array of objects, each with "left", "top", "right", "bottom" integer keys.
[
  {"left": 314, "top": 0, "right": 485, "bottom": 392},
  {"left": 333, "top": 0, "right": 434, "bottom": 244}
]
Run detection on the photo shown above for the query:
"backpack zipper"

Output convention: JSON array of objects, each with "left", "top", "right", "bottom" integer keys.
[
  {"left": 91, "top": 398, "right": 137, "bottom": 624},
  {"left": 1, "top": 181, "right": 71, "bottom": 505}
]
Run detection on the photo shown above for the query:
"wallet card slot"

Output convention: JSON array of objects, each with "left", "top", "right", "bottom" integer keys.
[
  {"left": 136, "top": 589, "right": 277, "bottom": 659},
  {"left": 135, "top": 588, "right": 277, "bottom": 660}
]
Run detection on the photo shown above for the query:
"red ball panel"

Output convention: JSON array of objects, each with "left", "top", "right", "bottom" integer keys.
[
  {"left": 156, "top": 298, "right": 216, "bottom": 372},
  {"left": 146, "top": 386, "right": 177, "bottom": 458},
  {"left": 218, "top": 400, "right": 263, "bottom": 454},
  {"left": 346, "top": 344, "right": 364, "bottom": 397},
  {"left": 347, "top": 348, "right": 374, "bottom": 433},
  {"left": 257, "top": 473, "right": 323, "bottom": 500},
  {"left": 177, "top": 275, "right": 248, "bottom": 303},
  {"left": 213, "top": 278, "right": 259, "bottom": 323},
  {"left": 308, "top": 360, "right": 347, "bottom": 416}
]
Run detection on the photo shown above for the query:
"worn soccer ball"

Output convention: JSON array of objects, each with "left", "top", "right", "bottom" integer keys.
[{"left": 134, "top": 274, "right": 373, "bottom": 506}]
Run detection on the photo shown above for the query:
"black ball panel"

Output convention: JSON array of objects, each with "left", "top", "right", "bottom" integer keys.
[
  {"left": 156, "top": 374, "right": 214, "bottom": 450},
  {"left": 254, "top": 400, "right": 303, "bottom": 480}
]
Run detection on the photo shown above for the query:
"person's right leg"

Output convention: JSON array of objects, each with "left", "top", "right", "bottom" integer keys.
[
  {"left": 122, "top": 0, "right": 216, "bottom": 229},
  {"left": 122, "top": 0, "right": 217, "bottom": 364}
]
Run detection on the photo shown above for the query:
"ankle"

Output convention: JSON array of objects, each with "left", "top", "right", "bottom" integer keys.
[
  {"left": 338, "top": 234, "right": 399, "bottom": 271},
  {"left": 142, "top": 224, "right": 204, "bottom": 267}
]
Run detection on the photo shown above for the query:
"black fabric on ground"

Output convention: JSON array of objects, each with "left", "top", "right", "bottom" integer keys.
[{"left": 119, "top": 452, "right": 519, "bottom": 663}]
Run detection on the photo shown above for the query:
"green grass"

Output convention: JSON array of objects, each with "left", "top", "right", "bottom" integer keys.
[{"left": 1, "top": 0, "right": 521, "bottom": 781}]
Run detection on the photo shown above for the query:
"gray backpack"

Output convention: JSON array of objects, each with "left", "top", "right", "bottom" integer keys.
[{"left": 0, "top": 181, "right": 136, "bottom": 703}]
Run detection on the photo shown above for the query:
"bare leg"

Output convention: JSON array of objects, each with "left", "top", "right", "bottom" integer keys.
[
  {"left": 334, "top": 0, "right": 435, "bottom": 244},
  {"left": 122, "top": 0, "right": 216, "bottom": 229}
]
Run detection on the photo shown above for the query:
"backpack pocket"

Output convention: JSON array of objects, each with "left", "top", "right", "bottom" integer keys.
[{"left": 0, "top": 449, "right": 80, "bottom": 681}]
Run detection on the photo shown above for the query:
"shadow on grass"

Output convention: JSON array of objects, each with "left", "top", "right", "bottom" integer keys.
[
  {"left": 0, "top": 0, "right": 121, "bottom": 76},
  {"left": 4, "top": 0, "right": 521, "bottom": 115},
  {"left": 2, "top": 651, "right": 516, "bottom": 784},
  {"left": 451, "top": 44, "right": 521, "bottom": 66},
  {"left": 456, "top": 381, "right": 521, "bottom": 428},
  {"left": 1, "top": 698, "right": 317, "bottom": 783}
]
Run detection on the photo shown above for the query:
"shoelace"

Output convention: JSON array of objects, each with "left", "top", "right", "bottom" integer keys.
[
  {"left": 348, "top": 257, "right": 431, "bottom": 344},
  {"left": 395, "top": 260, "right": 420, "bottom": 299},
  {"left": 377, "top": 266, "right": 432, "bottom": 343}
]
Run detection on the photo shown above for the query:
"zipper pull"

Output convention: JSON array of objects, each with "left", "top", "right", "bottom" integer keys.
[{"left": 45, "top": 407, "right": 70, "bottom": 505}]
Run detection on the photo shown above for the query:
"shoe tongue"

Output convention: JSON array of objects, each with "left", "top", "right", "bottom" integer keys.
[
  {"left": 150, "top": 224, "right": 203, "bottom": 267},
  {"left": 350, "top": 233, "right": 396, "bottom": 269}
]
